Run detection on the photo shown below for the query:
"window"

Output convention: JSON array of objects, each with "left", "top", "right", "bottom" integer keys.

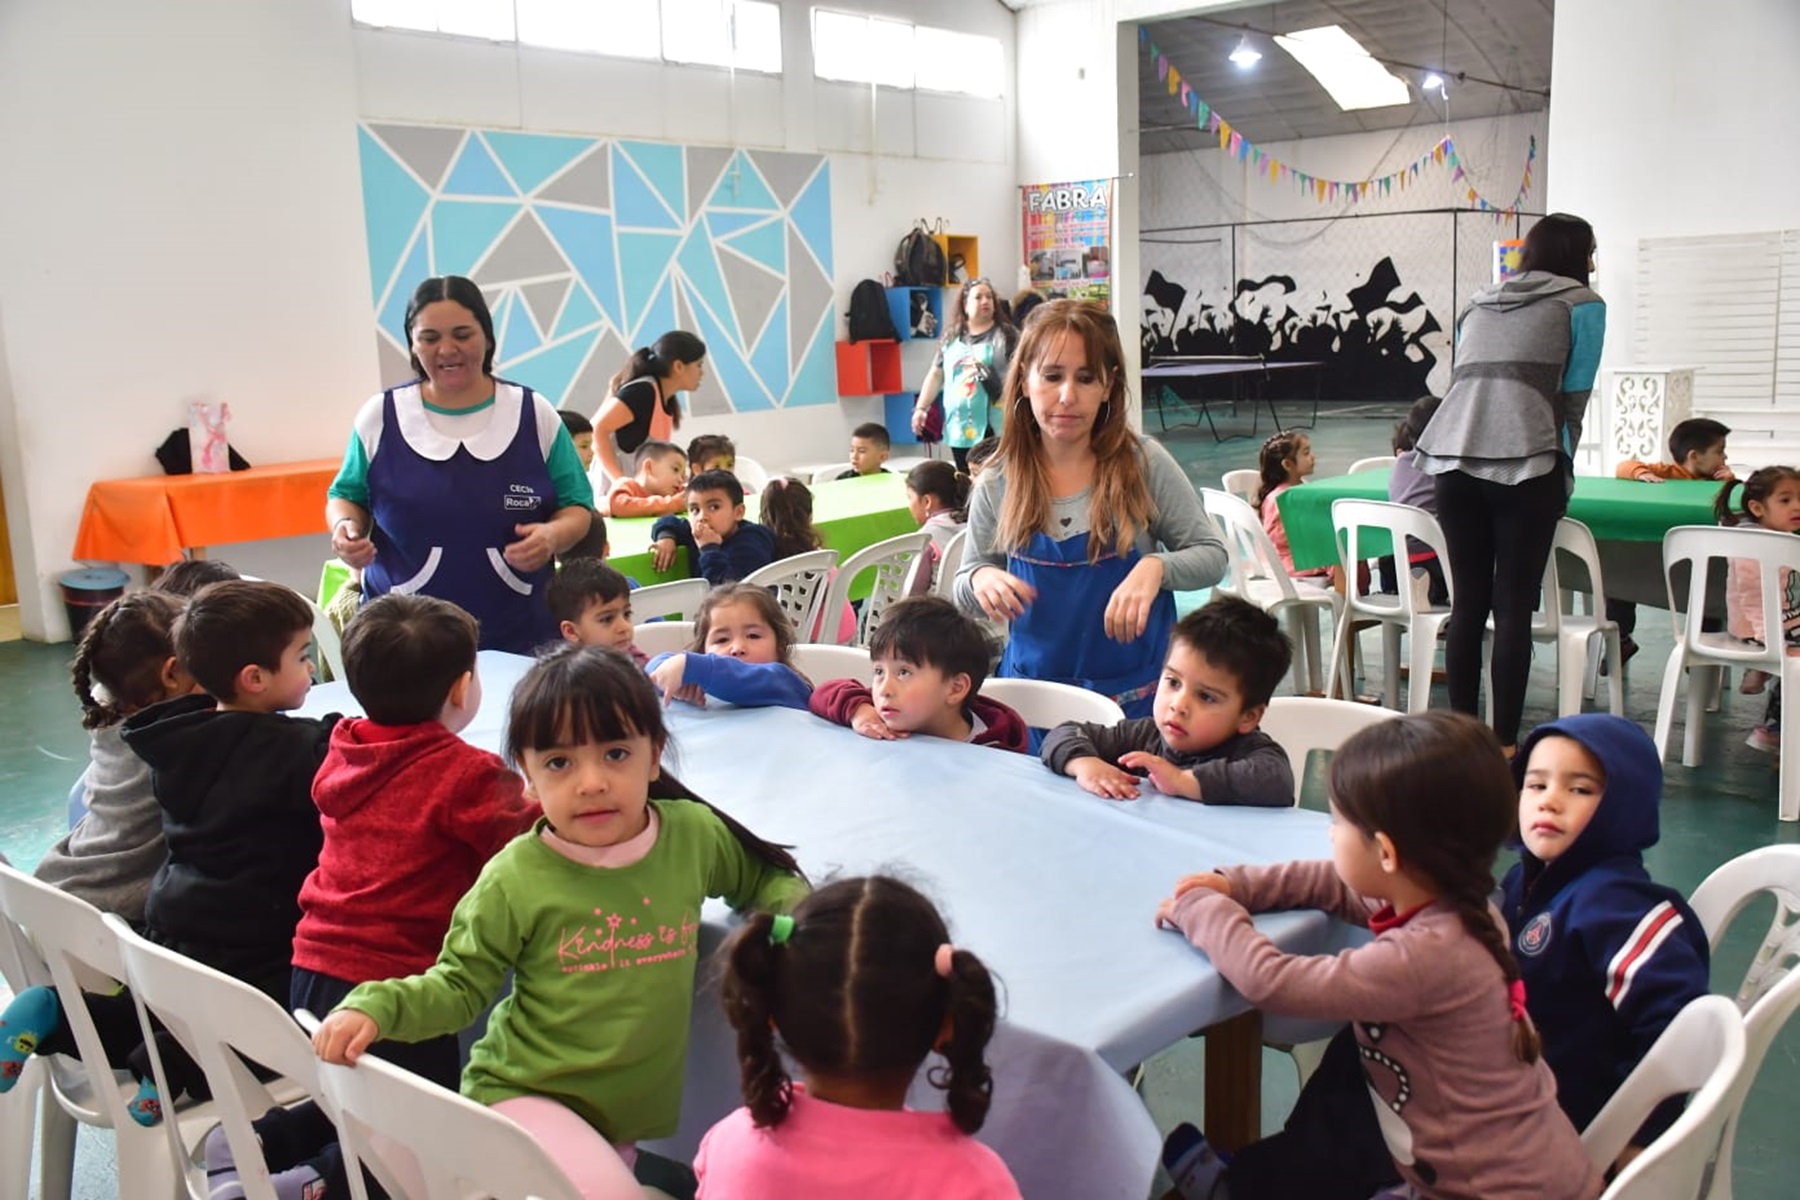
[
  {"left": 663, "top": 0, "right": 782, "bottom": 73},
  {"left": 914, "top": 26, "right": 1003, "bottom": 98},
  {"left": 516, "top": 0, "right": 658, "bottom": 58},
  {"left": 354, "top": 0, "right": 514, "bottom": 40},
  {"left": 812, "top": 9, "right": 1002, "bottom": 98}
]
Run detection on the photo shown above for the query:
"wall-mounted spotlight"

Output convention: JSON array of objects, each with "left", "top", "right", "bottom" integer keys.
[{"left": 1229, "top": 34, "right": 1262, "bottom": 68}]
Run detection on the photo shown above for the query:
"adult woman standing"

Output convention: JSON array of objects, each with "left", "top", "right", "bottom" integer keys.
[
  {"left": 911, "top": 279, "right": 1018, "bottom": 474},
  {"left": 953, "top": 300, "right": 1227, "bottom": 719},
  {"left": 326, "top": 276, "right": 594, "bottom": 655},
  {"left": 1414, "top": 213, "right": 1605, "bottom": 754},
  {"left": 590, "top": 331, "right": 707, "bottom": 489}
]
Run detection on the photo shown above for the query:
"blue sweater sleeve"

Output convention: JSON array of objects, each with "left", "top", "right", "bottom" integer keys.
[
  {"left": 1563, "top": 300, "right": 1606, "bottom": 392},
  {"left": 677, "top": 654, "right": 813, "bottom": 710}
]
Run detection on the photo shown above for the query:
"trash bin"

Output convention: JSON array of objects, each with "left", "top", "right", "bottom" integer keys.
[{"left": 60, "top": 567, "right": 129, "bottom": 641}]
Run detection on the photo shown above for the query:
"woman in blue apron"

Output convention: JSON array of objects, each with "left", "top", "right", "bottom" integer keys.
[
  {"left": 952, "top": 301, "right": 1227, "bottom": 719},
  {"left": 911, "top": 279, "right": 1018, "bottom": 475},
  {"left": 326, "top": 276, "right": 595, "bottom": 655}
]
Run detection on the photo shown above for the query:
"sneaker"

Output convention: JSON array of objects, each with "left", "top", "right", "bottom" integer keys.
[
  {"left": 1601, "top": 635, "right": 1639, "bottom": 678},
  {"left": 1747, "top": 724, "right": 1781, "bottom": 754},
  {"left": 1162, "top": 1122, "right": 1229, "bottom": 1200}
]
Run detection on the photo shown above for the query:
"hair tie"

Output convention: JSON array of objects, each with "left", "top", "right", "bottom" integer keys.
[
  {"left": 1507, "top": 979, "right": 1528, "bottom": 1021},
  {"left": 769, "top": 914, "right": 795, "bottom": 945},
  {"left": 934, "top": 943, "right": 955, "bottom": 979}
]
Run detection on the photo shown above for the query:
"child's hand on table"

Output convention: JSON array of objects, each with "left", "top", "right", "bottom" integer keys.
[
  {"left": 652, "top": 537, "right": 679, "bottom": 573},
  {"left": 649, "top": 655, "right": 707, "bottom": 707},
  {"left": 850, "top": 703, "right": 906, "bottom": 741},
  {"left": 1117, "top": 751, "right": 1199, "bottom": 800},
  {"left": 1070, "top": 756, "right": 1141, "bottom": 801},
  {"left": 1156, "top": 872, "right": 1233, "bottom": 928}
]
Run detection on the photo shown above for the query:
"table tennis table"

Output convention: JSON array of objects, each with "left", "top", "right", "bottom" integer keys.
[{"left": 1142, "top": 357, "right": 1325, "bottom": 442}]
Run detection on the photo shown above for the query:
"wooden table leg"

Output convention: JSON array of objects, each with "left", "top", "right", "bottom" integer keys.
[{"left": 1202, "top": 1009, "right": 1262, "bottom": 1153}]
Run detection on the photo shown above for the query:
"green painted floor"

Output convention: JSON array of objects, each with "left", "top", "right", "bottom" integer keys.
[{"left": 2, "top": 400, "right": 1797, "bottom": 1198}]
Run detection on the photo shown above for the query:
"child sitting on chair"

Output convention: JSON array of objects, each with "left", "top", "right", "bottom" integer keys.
[
  {"left": 838, "top": 423, "right": 892, "bottom": 479},
  {"left": 651, "top": 470, "right": 777, "bottom": 585},
  {"left": 1256, "top": 431, "right": 1329, "bottom": 581},
  {"left": 1041, "top": 595, "right": 1294, "bottom": 806},
  {"left": 688, "top": 432, "right": 739, "bottom": 478},
  {"left": 809, "top": 597, "right": 1027, "bottom": 752},
  {"left": 547, "top": 558, "right": 644, "bottom": 664},
  {"left": 647, "top": 584, "right": 812, "bottom": 711},
  {"left": 606, "top": 439, "right": 689, "bottom": 519}
]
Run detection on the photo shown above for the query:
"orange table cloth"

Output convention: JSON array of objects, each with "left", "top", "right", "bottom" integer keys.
[{"left": 74, "top": 459, "right": 338, "bottom": 565}]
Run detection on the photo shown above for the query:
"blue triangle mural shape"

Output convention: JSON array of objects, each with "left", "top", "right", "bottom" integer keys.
[
  {"left": 789, "top": 166, "right": 833, "bottom": 277},
  {"left": 611, "top": 146, "right": 680, "bottom": 231},
  {"left": 618, "top": 231, "right": 682, "bottom": 339},
  {"left": 707, "top": 152, "right": 779, "bottom": 213},
  {"left": 500, "top": 290, "right": 544, "bottom": 362},
  {"left": 705, "top": 211, "right": 766, "bottom": 241},
  {"left": 722, "top": 218, "right": 786, "bottom": 274},
  {"left": 378, "top": 226, "right": 432, "bottom": 348},
  {"left": 638, "top": 275, "right": 678, "bottom": 352},
  {"left": 443, "top": 137, "right": 517, "bottom": 198},
  {"left": 481, "top": 131, "right": 595, "bottom": 194},
  {"left": 501, "top": 331, "right": 597, "bottom": 408},
  {"left": 786, "top": 312, "right": 838, "bottom": 408},
  {"left": 359, "top": 128, "right": 430, "bottom": 307},
  {"left": 750, "top": 295, "right": 788, "bottom": 398},
  {"left": 675, "top": 231, "right": 736, "bottom": 344},
  {"left": 430, "top": 201, "right": 519, "bottom": 278},
  {"left": 555, "top": 280, "right": 603, "bottom": 339},
  {"left": 687, "top": 289, "right": 771, "bottom": 412},
  {"left": 620, "top": 141, "right": 685, "bottom": 220},
  {"left": 537, "top": 208, "right": 623, "bottom": 333}
]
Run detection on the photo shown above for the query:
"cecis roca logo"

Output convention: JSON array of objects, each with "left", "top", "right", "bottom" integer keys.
[{"left": 503, "top": 483, "right": 543, "bottom": 511}]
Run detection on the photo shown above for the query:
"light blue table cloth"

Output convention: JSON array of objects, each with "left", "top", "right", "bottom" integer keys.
[{"left": 300, "top": 651, "right": 1341, "bottom": 1200}]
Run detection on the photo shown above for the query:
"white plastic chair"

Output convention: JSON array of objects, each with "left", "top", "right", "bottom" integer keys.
[
  {"left": 887, "top": 454, "right": 933, "bottom": 474},
  {"left": 632, "top": 620, "right": 695, "bottom": 659},
  {"left": 107, "top": 915, "right": 321, "bottom": 1200},
  {"left": 741, "top": 549, "right": 839, "bottom": 643},
  {"left": 1202, "top": 488, "right": 1341, "bottom": 696},
  {"left": 789, "top": 643, "right": 876, "bottom": 687},
  {"left": 1326, "top": 499, "right": 1455, "bottom": 713},
  {"left": 1652, "top": 525, "right": 1800, "bottom": 821},
  {"left": 933, "top": 528, "right": 969, "bottom": 601},
  {"left": 1258, "top": 696, "right": 1397, "bottom": 809},
  {"left": 0, "top": 862, "right": 215, "bottom": 1200},
  {"left": 1221, "top": 468, "right": 1261, "bottom": 508},
  {"left": 296, "top": 1013, "right": 637, "bottom": 1200},
  {"left": 808, "top": 462, "right": 855, "bottom": 485},
  {"left": 1346, "top": 455, "right": 1397, "bottom": 474},
  {"left": 0, "top": 879, "right": 52, "bottom": 1200},
  {"left": 1687, "top": 846, "right": 1800, "bottom": 1200},
  {"left": 815, "top": 531, "right": 932, "bottom": 647},
  {"left": 978, "top": 678, "right": 1127, "bottom": 728},
  {"left": 1482, "top": 518, "right": 1625, "bottom": 719},
  {"left": 630, "top": 578, "right": 708, "bottom": 622},
  {"left": 305, "top": 596, "right": 345, "bottom": 683},
  {"left": 731, "top": 455, "right": 771, "bottom": 492},
  {"left": 1581, "top": 995, "right": 1747, "bottom": 1200}
]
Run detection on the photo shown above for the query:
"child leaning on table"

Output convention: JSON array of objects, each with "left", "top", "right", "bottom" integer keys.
[
  {"left": 1156, "top": 712, "right": 1601, "bottom": 1200},
  {"left": 650, "top": 468, "right": 777, "bottom": 584},
  {"left": 646, "top": 583, "right": 814, "bottom": 711},
  {"left": 547, "top": 557, "right": 646, "bottom": 665},
  {"left": 809, "top": 596, "right": 1028, "bottom": 752},
  {"left": 1041, "top": 595, "right": 1294, "bottom": 805},
  {"left": 312, "top": 645, "right": 808, "bottom": 1197},
  {"left": 605, "top": 438, "right": 688, "bottom": 519},
  {"left": 696, "top": 875, "right": 1020, "bottom": 1200}
]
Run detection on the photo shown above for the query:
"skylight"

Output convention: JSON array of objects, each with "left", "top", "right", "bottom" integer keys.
[{"left": 1274, "top": 25, "right": 1410, "bottom": 112}]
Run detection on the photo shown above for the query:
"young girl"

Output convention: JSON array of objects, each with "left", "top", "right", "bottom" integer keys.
[
  {"left": 311, "top": 646, "right": 807, "bottom": 1198},
  {"left": 1255, "top": 431, "right": 1327, "bottom": 580},
  {"left": 761, "top": 475, "right": 855, "bottom": 640},
  {"left": 905, "top": 460, "right": 971, "bottom": 595},
  {"left": 695, "top": 875, "right": 1020, "bottom": 1199},
  {"left": 1156, "top": 712, "right": 1601, "bottom": 1200},
  {"left": 645, "top": 584, "right": 813, "bottom": 711},
  {"left": 1717, "top": 466, "right": 1800, "bottom": 749}
]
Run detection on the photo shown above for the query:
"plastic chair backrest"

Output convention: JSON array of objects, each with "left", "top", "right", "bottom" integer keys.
[
  {"left": 305, "top": 596, "right": 345, "bottom": 682},
  {"left": 106, "top": 915, "right": 319, "bottom": 1200},
  {"left": 630, "top": 578, "right": 709, "bottom": 622},
  {"left": 1551, "top": 517, "right": 1610, "bottom": 616},
  {"left": 1202, "top": 489, "right": 1309, "bottom": 605},
  {"left": 1664, "top": 524, "right": 1800, "bottom": 664},
  {"left": 816, "top": 531, "right": 932, "bottom": 646},
  {"left": 1347, "top": 455, "right": 1397, "bottom": 474},
  {"left": 1258, "top": 697, "right": 1398, "bottom": 807},
  {"left": 1221, "top": 469, "right": 1262, "bottom": 508},
  {"left": 1583, "top": 995, "right": 1746, "bottom": 1198},
  {"left": 1331, "top": 499, "right": 1453, "bottom": 619},
  {"left": 741, "top": 549, "right": 839, "bottom": 640},
  {"left": 732, "top": 456, "right": 772, "bottom": 492},
  {"left": 808, "top": 462, "right": 855, "bottom": 486},
  {"left": 934, "top": 528, "right": 969, "bottom": 600},
  {"left": 631, "top": 621, "right": 695, "bottom": 659},
  {"left": 790, "top": 643, "right": 875, "bottom": 688},
  {"left": 978, "top": 677, "right": 1127, "bottom": 729}
]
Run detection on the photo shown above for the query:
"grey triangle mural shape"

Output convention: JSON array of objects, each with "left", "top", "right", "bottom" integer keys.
[
  {"left": 538, "top": 148, "right": 612, "bottom": 209},
  {"left": 369, "top": 124, "right": 464, "bottom": 190},
  {"left": 376, "top": 331, "right": 415, "bottom": 390},
  {"left": 685, "top": 146, "right": 734, "bottom": 219},
  {"left": 747, "top": 151, "right": 820, "bottom": 207},
  {"left": 521, "top": 278, "right": 573, "bottom": 336},
  {"left": 788, "top": 223, "right": 834, "bottom": 368},
  {"left": 563, "top": 329, "right": 630, "bottom": 418},
  {"left": 719, "top": 248, "right": 784, "bottom": 354},
  {"left": 676, "top": 282, "right": 732, "bottom": 417},
  {"left": 474, "top": 212, "right": 569, "bottom": 285}
]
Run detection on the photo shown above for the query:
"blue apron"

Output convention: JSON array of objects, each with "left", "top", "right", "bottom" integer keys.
[
  {"left": 1000, "top": 531, "right": 1175, "bottom": 719},
  {"left": 363, "top": 385, "right": 559, "bottom": 654}
]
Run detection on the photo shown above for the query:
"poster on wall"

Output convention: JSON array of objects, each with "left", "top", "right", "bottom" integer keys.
[
  {"left": 1022, "top": 178, "right": 1112, "bottom": 310},
  {"left": 1493, "top": 239, "right": 1525, "bottom": 284}
]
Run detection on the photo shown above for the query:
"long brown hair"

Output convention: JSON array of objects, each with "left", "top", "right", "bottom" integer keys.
[
  {"left": 992, "top": 300, "right": 1154, "bottom": 562},
  {"left": 759, "top": 476, "right": 824, "bottom": 558}
]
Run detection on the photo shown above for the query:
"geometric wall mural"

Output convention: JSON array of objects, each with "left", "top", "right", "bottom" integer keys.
[{"left": 357, "top": 123, "right": 837, "bottom": 418}]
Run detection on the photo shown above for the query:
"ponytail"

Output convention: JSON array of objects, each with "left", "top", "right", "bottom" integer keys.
[
  {"left": 1718, "top": 466, "right": 1800, "bottom": 528},
  {"left": 1256, "top": 431, "right": 1307, "bottom": 507},
  {"left": 720, "top": 910, "right": 797, "bottom": 1128},
  {"left": 906, "top": 460, "right": 971, "bottom": 524},
  {"left": 928, "top": 947, "right": 999, "bottom": 1134},
  {"left": 1715, "top": 478, "right": 1745, "bottom": 526},
  {"left": 71, "top": 591, "right": 184, "bottom": 729},
  {"left": 1444, "top": 891, "right": 1542, "bottom": 1063}
]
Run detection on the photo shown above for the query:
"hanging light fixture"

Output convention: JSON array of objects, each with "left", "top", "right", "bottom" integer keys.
[
  {"left": 1422, "top": 71, "right": 1444, "bottom": 91},
  {"left": 1229, "top": 33, "right": 1262, "bottom": 68}
]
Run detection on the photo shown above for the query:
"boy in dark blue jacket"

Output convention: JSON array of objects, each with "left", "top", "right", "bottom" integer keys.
[
  {"left": 1504, "top": 713, "right": 1710, "bottom": 1147},
  {"left": 650, "top": 468, "right": 776, "bottom": 584}
]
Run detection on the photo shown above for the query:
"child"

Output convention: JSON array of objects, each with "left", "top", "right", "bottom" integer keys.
[
  {"left": 687, "top": 433, "right": 738, "bottom": 477},
  {"left": 1378, "top": 395, "right": 1449, "bottom": 608},
  {"left": 559, "top": 408, "right": 597, "bottom": 471},
  {"left": 1041, "top": 596, "right": 1294, "bottom": 806},
  {"left": 1504, "top": 714, "right": 1709, "bottom": 1152},
  {"left": 210, "top": 595, "right": 542, "bottom": 1200},
  {"left": 559, "top": 409, "right": 611, "bottom": 562},
  {"left": 1717, "top": 466, "right": 1800, "bottom": 749},
  {"left": 1156, "top": 712, "right": 1601, "bottom": 1200},
  {"left": 966, "top": 436, "right": 1000, "bottom": 477},
  {"left": 1255, "top": 431, "right": 1326, "bottom": 580},
  {"left": 904, "top": 460, "right": 970, "bottom": 596},
  {"left": 151, "top": 558, "right": 241, "bottom": 597},
  {"left": 311, "top": 646, "right": 807, "bottom": 1193},
  {"left": 606, "top": 439, "right": 688, "bottom": 518},
  {"left": 809, "top": 597, "right": 1027, "bottom": 751},
  {"left": 651, "top": 469, "right": 777, "bottom": 584},
  {"left": 760, "top": 475, "right": 855, "bottom": 641},
  {"left": 646, "top": 584, "right": 812, "bottom": 711},
  {"left": 696, "top": 875, "right": 1019, "bottom": 1199},
  {"left": 838, "top": 422, "right": 891, "bottom": 479},
  {"left": 547, "top": 557, "right": 643, "bottom": 663}
]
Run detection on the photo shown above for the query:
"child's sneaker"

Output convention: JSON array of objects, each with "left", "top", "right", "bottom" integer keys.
[
  {"left": 1747, "top": 723, "right": 1781, "bottom": 754},
  {"left": 0, "top": 985, "right": 61, "bottom": 1093},
  {"left": 1162, "top": 1122, "right": 1230, "bottom": 1200}
]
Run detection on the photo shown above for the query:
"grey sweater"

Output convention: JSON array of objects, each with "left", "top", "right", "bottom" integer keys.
[
  {"left": 1041, "top": 717, "right": 1294, "bottom": 807},
  {"left": 1415, "top": 272, "right": 1605, "bottom": 486},
  {"left": 33, "top": 725, "right": 167, "bottom": 924}
]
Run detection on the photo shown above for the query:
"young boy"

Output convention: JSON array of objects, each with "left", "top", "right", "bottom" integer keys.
[
  {"left": 557, "top": 408, "right": 610, "bottom": 562},
  {"left": 651, "top": 469, "right": 777, "bottom": 584},
  {"left": 687, "top": 433, "right": 737, "bottom": 476},
  {"left": 808, "top": 596, "right": 1028, "bottom": 752},
  {"left": 558, "top": 408, "right": 596, "bottom": 471},
  {"left": 546, "top": 557, "right": 644, "bottom": 664},
  {"left": 838, "top": 422, "right": 892, "bottom": 479},
  {"left": 606, "top": 439, "right": 688, "bottom": 518},
  {"left": 1503, "top": 714, "right": 1710, "bottom": 1149},
  {"left": 1041, "top": 595, "right": 1294, "bottom": 805}
]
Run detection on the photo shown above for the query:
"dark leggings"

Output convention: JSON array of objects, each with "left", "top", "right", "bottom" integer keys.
[{"left": 1434, "top": 468, "right": 1567, "bottom": 746}]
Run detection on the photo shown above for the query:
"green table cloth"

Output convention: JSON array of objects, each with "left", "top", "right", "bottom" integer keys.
[{"left": 1276, "top": 469, "right": 1725, "bottom": 572}]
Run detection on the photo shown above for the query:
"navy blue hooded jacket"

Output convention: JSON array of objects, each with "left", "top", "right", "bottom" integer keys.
[{"left": 1501, "top": 713, "right": 1710, "bottom": 1138}]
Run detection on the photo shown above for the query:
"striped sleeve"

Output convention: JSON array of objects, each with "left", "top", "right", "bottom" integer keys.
[{"left": 1603, "top": 900, "right": 1685, "bottom": 1010}]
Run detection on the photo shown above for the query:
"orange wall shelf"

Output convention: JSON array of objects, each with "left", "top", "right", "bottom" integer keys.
[{"left": 835, "top": 339, "right": 903, "bottom": 396}]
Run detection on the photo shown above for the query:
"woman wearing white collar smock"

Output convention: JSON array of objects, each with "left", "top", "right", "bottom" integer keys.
[{"left": 325, "top": 276, "right": 595, "bottom": 654}]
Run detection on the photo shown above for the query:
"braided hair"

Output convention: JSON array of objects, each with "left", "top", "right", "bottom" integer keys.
[
  {"left": 1255, "top": 430, "right": 1310, "bottom": 507},
  {"left": 70, "top": 591, "right": 184, "bottom": 729}
]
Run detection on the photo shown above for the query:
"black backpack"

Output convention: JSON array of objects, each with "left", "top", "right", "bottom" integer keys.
[
  {"left": 847, "top": 279, "right": 899, "bottom": 342},
  {"left": 894, "top": 221, "right": 947, "bottom": 287}
]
